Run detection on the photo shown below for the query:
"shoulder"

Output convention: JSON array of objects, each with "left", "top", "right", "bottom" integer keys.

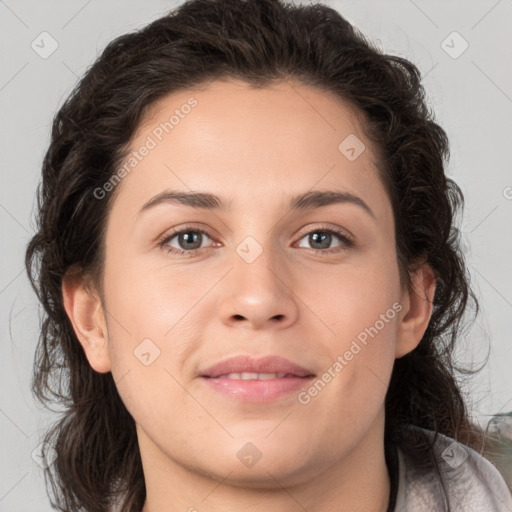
[{"left": 393, "top": 425, "right": 512, "bottom": 512}]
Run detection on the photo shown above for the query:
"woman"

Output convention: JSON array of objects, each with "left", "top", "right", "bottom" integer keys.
[{"left": 25, "top": 0, "right": 512, "bottom": 510}]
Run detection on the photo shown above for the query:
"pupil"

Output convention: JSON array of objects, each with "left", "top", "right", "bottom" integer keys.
[
  {"left": 180, "top": 231, "right": 201, "bottom": 250},
  {"left": 311, "top": 232, "right": 330, "bottom": 249}
]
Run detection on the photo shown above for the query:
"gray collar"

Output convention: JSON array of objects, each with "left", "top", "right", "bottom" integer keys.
[{"left": 393, "top": 427, "right": 512, "bottom": 511}]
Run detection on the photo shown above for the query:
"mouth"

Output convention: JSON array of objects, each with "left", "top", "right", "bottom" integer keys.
[
  {"left": 212, "top": 372, "right": 305, "bottom": 379},
  {"left": 199, "top": 355, "right": 315, "bottom": 402}
]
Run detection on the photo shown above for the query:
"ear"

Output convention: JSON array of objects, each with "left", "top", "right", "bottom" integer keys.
[
  {"left": 395, "top": 263, "right": 436, "bottom": 358},
  {"left": 62, "top": 271, "right": 111, "bottom": 373}
]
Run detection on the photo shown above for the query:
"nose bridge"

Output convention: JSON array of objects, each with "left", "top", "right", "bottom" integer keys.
[
  {"left": 232, "top": 232, "right": 286, "bottom": 297},
  {"left": 217, "top": 230, "right": 298, "bottom": 329}
]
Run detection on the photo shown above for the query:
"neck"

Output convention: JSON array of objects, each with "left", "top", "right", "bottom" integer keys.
[{"left": 138, "top": 411, "right": 390, "bottom": 512}]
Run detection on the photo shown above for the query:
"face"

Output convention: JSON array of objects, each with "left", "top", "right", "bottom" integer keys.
[{"left": 86, "top": 79, "right": 409, "bottom": 487}]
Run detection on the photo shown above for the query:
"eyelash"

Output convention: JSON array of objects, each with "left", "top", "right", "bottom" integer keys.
[{"left": 157, "top": 224, "right": 354, "bottom": 257}]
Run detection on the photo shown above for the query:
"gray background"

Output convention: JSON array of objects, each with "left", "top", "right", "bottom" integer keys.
[{"left": 1, "top": 0, "right": 511, "bottom": 510}]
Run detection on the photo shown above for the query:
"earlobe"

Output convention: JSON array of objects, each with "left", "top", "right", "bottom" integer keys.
[
  {"left": 395, "top": 263, "right": 437, "bottom": 359},
  {"left": 62, "top": 273, "right": 112, "bottom": 373}
]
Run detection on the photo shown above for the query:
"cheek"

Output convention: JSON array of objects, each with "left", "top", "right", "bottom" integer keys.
[
  {"left": 103, "top": 256, "right": 214, "bottom": 340},
  {"left": 304, "top": 294, "right": 399, "bottom": 440},
  {"left": 300, "top": 251, "right": 400, "bottom": 405},
  {"left": 303, "top": 251, "right": 401, "bottom": 341},
  {"left": 102, "top": 254, "right": 226, "bottom": 404}
]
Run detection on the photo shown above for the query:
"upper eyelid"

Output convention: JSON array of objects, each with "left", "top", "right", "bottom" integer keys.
[
  {"left": 158, "top": 224, "right": 215, "bottom": 242},
  {"left": 295, "top": 224, "right": 353, "bottom": 240}
]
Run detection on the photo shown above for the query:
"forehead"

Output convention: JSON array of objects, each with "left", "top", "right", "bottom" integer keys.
[
  {"left": 136, "top": 79, "right": 370, "bottom": 158},
  {"left": 110, "top": 79, "right": 388, "bottom": 218}
]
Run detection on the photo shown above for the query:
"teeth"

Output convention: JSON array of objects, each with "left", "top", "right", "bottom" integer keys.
[
  {"left": 240, "top": 372, "right": 258, "bottom": 380},
  {"left": 219, "top": 372, "right": 291, "bottom": 380}
]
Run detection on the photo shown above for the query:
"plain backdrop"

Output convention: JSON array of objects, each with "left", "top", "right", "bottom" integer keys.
[{"left": 1, "top": 1, "right": 511, "bottom": 510}]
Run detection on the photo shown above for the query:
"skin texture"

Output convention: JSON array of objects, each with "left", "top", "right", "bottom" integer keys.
[{"left": 62, "top": 79, "right": 436, "bottom": 512}]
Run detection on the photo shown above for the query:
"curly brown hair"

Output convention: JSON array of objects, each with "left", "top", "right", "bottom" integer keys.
[{"left": 25, "top": 0, "right": 489, "bottom": 510}]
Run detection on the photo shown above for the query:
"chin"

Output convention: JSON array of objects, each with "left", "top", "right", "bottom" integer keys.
[
  {"left": 206, "top": 461, "right": 312, "bottom": 490},
  {"left": 187, "top": 442, "right": 318, "bottom": 489}
]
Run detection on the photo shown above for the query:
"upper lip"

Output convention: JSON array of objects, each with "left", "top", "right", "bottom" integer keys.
[{"left": 200, "top": 355, "right": 315, "bottom": 378}]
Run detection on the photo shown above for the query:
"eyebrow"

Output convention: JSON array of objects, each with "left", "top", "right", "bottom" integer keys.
[{"left": 138, "top": 189, "right": 375, "bottom": 218}]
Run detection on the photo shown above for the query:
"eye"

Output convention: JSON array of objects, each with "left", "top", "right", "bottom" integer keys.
[
  {"left": 157, "top": 224, "right": 354, "bottom": 257},
  {"left": 158, "top": 226, "right": 216, "bottom": 256},
  {"left": 295, "top": 226, "right": 353, "bottom": 253}
]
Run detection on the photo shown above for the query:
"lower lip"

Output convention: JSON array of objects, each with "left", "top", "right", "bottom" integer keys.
[{"left": 201, "top": 376, "right": 314, "bottom": 402}]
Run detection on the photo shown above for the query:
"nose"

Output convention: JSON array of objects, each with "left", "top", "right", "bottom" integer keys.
[{"left": 217, "top": 242, "right": 299, "bottom": 330}]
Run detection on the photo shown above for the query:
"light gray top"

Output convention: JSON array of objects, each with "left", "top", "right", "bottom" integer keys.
[{"left": 394, "top": 428, "right": 512, "bottom": 511}]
